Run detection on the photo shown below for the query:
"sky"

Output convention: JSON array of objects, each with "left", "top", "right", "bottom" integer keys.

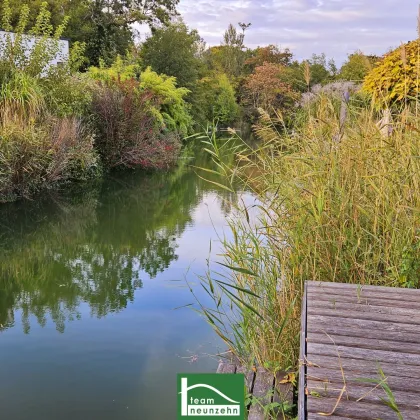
[{"left": 170, "top": 0, "right": 418, "bottom": 65}]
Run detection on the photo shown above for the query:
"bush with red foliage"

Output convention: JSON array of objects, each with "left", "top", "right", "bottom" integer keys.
[{"left": 91, "top": 78, "right": 181, "bottom": 169}]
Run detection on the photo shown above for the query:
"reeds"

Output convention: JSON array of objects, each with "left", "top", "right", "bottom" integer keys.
[{"left": 194, "top": 93, "right": 420, "bottom": 376}]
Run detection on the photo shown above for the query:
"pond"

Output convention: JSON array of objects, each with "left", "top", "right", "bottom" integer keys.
[{"left": 0, "top": 144, "right": 248, "bottom": 419}]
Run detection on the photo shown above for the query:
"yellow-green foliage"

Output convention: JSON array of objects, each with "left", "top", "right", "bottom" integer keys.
[
  {"left": 194, "top": 72, "right": 239, "bottom": 124},
  {"left": 139, "top": 67, "right": 192, "bottom": 135},
  {"left": 0, "top": 0, "right": 69, "bottom": 77},
  {"left": 87, "top": 56, "right": 140, "bottom": 82},
  {"left": 363, "top": 39, "right": 420, "bottom": 102}
]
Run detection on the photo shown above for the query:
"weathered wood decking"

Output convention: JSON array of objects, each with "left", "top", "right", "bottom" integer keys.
[
  {"left": 217, "top": 357, "right": 293, "bottom": 419},
  {"left": 299, "top": 281, "right": 420, "bottom": 419}
]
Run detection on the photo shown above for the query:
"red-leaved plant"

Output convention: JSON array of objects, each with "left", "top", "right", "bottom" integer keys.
[{"left": 92, "top": 78, "right": 181, "bottom": 169}]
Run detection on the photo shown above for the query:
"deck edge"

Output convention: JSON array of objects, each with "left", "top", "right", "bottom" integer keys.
[{"left": 298, "top": 281, "right": 308, "bottom": 420}]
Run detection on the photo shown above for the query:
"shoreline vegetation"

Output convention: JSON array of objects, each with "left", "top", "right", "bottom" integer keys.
[
  {"left": 1, "top": 1, "right": 384, "bottom": 204},
  {"left": 193, "top": 29, "right": 420, "bottom": 420}
]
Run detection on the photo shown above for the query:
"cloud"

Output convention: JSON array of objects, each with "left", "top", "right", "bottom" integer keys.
[{"left": 177, "top": 0, "right": 418, "bottom": 64}]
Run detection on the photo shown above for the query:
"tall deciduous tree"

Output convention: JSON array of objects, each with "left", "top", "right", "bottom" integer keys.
[
  {"left": 307, "top": 53, "right": 331, "bottom": 86},
  {"left": 221, "top": 23, "right": 249, "bottom": 79},
  {"left": 140, "top": 21, "right": 203, "bottom": 89},
  {"left": 339, "top": 51, "right": 374, "bottom": 81},
  {"left": 246, "top": 45, "right": 293, "bottom": 72},
  {"left": 243, "top": 62, "right": 298, "bottom": 116}
]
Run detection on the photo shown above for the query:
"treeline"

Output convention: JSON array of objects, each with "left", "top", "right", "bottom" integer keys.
[{"left": 0, "top": 0, "right": 381, "bottom": 202}]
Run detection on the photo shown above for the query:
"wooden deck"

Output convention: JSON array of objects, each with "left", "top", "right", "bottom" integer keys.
[
  {"left": 217, "top": 358, "right": 293, "bottom": 419},
  {"left": 299, "top": 281, "right": 420, "bottom": 420}
]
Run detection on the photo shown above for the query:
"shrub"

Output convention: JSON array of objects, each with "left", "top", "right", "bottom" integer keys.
[
  {"left": 91, "top": 78, "right": 181, "bottom": 169},
  {"left": 363, "top": 39, "right": 420, "bottom": 103},
  {"left": 193, "top": 72, "right": 239, "bottom": 125},
  {"left": 0, "top": 117, "right": 99, "bottom": 201},
  {"left": 139, "top": 67, "right": 192, "bottom": 136},
  {"left": 87, "top": 55, "right": 140, "bottom": 82},
  {"left": 42, "top": 72, "right": 94, "bottom": 118},
  {"left": 88, "top": 59, "right": 193, "bottom": 136}
]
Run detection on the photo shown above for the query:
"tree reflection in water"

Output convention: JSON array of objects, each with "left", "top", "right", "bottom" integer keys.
[{"left": 0, "top": 145, "right": 239, "bottom": 333}]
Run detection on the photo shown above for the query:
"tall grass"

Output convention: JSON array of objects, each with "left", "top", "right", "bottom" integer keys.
[
  {"left": 0, "top": 72, "right": 46, "bottom": 124},
  {"left": 195, "top": 95, "right": 420, "bottom": 372},
  {"left": 0, "top": 116, "right": 99, "bottom": 201}
]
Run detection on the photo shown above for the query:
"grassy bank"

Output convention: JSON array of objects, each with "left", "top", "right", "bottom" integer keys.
[{"left": 196, "top": 91, "right": 420, "bottom": 383}]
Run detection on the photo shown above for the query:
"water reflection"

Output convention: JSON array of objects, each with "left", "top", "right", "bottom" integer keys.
[{"left": 0, "top": 146, "right": 237, "bottom": 334}]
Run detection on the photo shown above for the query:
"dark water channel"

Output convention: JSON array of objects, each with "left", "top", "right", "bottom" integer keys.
[{"left": 0, "top": 146, "right": 246, "bottom": 419}]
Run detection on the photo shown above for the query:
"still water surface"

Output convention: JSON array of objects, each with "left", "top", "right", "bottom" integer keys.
[{"left": 0, "top": 147, "right": 244, "bottom": 419}]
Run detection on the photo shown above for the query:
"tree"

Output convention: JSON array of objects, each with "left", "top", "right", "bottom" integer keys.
[
  {"left": 193, "top": 72, "right": 239, "bottom": 125},
  {"left": 246, "top": 45, "right": 293, "bottom": 72},
  {"left": 307, "top": 53, "right": 330, "bottom": 85},
  {"left": 140, "top": 21, "right": 203, "bottom": 89},
  {"left": 220, "top": 23, "right": 248, "bottom": 79},
  {"left": 339, "top": 51, "right": 373, "bottom": 81},
  {"left": 1, "top": 0, "right": 179, "bottom": 27},
  {"left": 243, "top": 62, "right": 298, "bottom": 117},
  {"left": 0, "top": 0, "right": 180, "bottom": 67}
]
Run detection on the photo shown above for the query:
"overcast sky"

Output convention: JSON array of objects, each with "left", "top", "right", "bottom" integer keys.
[{"left": 172, "top": 0, "right": 418, "bottom": 64}]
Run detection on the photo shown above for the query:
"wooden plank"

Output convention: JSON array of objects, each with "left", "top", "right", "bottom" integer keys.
[
  {"left": 307, "top": 288, "right": 420, "bottom": 304},
  {"left": 308, "top": 320, "right": 420, "bottom": 345},
  {"left": 308, "top": 415, "right": 358, "bottom": 420},
  {"left": 307, "top": 379, "right": 420, "bottom": 408},
  {"left": 306, "top": 366, "right": 420, "bottom": 393},
  {"left": 307, "top": 306, "right": 420, "bottom": 325},
  {"left": 309, "top": 299, "right": 420, "bottom": 318},
  {"left": 307, "top": 396, "right": 420, "bottom": 420},
  {"left": 307, "top": 281, "right": 420, "bottom": 296},
  {"left": 307, "top": 342, "right": 420, "bottom": 366},
  {"left": 305, "top": 282, "right": 420, "bottom": 419},
  {"left": 307, "top": 332, "right": 420, "bottom": 354},
  {"left": 306, "top": 354, "right": 420, "bottom": 380},
  {"left": 307, "top": 314, "right": 420, "bottom": 335},
  {"left": 248, "top": 368, "right": 275, "bottom": 420},
  {"left": 298, "top": 281, "right": 308, "bottom": 420},
  {"left": 308, "top": 293, "right": 420, "bottom": 310}
]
